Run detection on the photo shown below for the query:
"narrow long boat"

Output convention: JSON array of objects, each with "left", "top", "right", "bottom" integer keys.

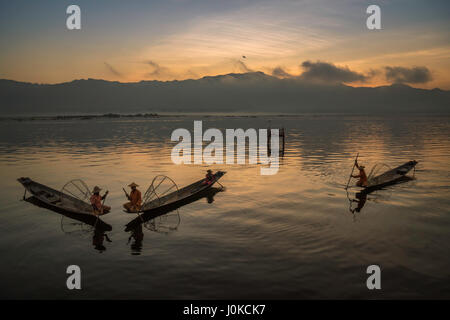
[
  {"left": 133, "top": 171, "right": 226, "bottom": 214},
  {"left": 362, "top": 160, "right": 418, "bottom": 193},
  {"left": 17, "top": 177, "right": 109, "bottom": 216},
  {"left": 24, "top": 195, "right": 112, "bottom": 231},
  {"left": 125, "top": 186, "right": 223, "bottom": 232}
]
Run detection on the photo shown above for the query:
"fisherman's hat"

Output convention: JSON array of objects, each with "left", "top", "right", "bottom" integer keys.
[
  {"left": 128, "top": 182, "right": 139, "bottom": 188},
  {"left": 92, "top": 186, "right": 101, "bottom": 193}
]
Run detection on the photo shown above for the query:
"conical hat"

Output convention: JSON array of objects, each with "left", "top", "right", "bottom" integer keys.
[
  {"left": 92, "top": 186, "right": 101, "bottom": 193},
  {"left": 128, "top": 182, "right": 139, "bottom": 187}
]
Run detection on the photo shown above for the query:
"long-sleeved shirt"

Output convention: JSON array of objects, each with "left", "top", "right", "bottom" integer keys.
[
  {"left": 129, "top": 189, "right": 142, "bottom": 206},
  {"left": 90, "top": 194, "right": 103, "bottom": 210},
  {"left": 354, "top": 169, "right": 368, "bottom": 186}
]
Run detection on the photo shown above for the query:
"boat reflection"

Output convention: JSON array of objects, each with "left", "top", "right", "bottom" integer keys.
[
  {"left": 347, "top": 176, "right": 416, "bottom": 216},
  {"left": 125, "top": 187, "right": 224, "bottom": 254},
  {"left": 23, "top": 196, "right": 113, "bottom": 252}
]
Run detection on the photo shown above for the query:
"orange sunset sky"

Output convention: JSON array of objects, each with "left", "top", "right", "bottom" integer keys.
[{"left": 0, "top": 0, "right": 449, "bottom": 89}]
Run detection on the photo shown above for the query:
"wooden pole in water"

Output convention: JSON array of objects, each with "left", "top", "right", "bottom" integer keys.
[{"left": 345, "top": 153, "right": 359, "bottom": 190}]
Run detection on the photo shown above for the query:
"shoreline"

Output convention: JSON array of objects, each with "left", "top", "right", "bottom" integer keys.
[
  {"left": 0, "top": 113, "right": 159, "bottom": 121},
  {"left": 0, "top": 112, "right": 449, "bottom": 121}
]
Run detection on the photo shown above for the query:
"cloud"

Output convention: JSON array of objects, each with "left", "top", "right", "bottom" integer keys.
[
  {"left": 367, "top": 69, "right": 381, "bottom": 78},
  {"left": 145, "top": 60, "right": 171, "bottom": 77},
  {"left": 299, "top": 60, "right": 368, "bottom": 84},
  {"left": 272, "top": 67, "right": 292, "bottom": 78},
  {"left": 104, "top": 62, "right": 122, "bottom": 77},
  {"left": 234, "top": 59, "right": 253, "bottom": 73},
  {"left": 384, "top": 66, "right": 432, "bottom": 84}
]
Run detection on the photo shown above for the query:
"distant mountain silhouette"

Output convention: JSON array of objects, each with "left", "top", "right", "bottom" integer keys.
[{"left": 1, "top": 72, "right": 449, "bottom": 115}]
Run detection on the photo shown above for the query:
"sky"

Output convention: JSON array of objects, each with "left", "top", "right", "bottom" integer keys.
[{"left": 0, "top": 0, "right": 449, "bottom": 89}]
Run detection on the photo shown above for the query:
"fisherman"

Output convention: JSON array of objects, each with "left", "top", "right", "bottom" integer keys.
[
  {"left": 90, "top": 186, "right": 110, "bottom": 215},
  {"left": 123, "top": 182, "right": 142, "bottom": 212},
  {"left": 202, "top": 169, "right": 215, "bottom": 186},
  {"left": 352, "top": 160, "right": 368, "bottom": 187}
]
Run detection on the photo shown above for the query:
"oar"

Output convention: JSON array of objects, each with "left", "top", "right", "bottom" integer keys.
[
  {"left": 345, "top": 153, "right": 359, "bottom": 190},
  {"left": 123, "top": 187, "right": 130, "bottom": 200},
  {"left": 95, "top": 190, "right": 109, "bottom": 218},
  {"left": 101, "top": 190, "right": 109, "bottom": 208},
  {"left": 93, "top": 190, "right": 109, "bottom": 229}
]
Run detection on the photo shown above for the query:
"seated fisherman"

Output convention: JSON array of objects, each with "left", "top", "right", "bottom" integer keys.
[
  {"left": 123, "top": 182, "right": 142, "bottom": 212},
  {"left": 90, "top": 186, "right": 110, "bottom": 214},
  {"left": 202, "top": 169, "right": 215, "bottom": 185}
]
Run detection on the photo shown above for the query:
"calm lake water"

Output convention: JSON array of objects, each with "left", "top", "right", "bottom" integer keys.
[{"left": 0, "top": 114, "right": 449, "bottom": 299}]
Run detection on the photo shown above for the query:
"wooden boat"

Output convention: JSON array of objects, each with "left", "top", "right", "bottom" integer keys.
[
  {"left": 125, "top": 186, "right": 224, "bottom": 232},
  {"left": 18, "top": 177, "right": 109, "bottom": 216},
  {"left": 129, "top": 171, "right": 226, "bottom": 214},
  {"left": 362, "top": 160, "right": 417, "bottom": 193},
  {"left": 24, "top": 195, "right": 112, "bottom": 231}
]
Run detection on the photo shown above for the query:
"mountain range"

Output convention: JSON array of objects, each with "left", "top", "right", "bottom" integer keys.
[{"left": 1, "top": 72, "right": 449, "bottom": 115}]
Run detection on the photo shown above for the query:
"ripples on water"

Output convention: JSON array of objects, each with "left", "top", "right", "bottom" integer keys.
[{"left": 0, "top": 115, "right": 449, "bottom": 299}]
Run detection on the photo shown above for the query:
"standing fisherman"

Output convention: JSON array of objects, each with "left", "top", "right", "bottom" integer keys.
[
  {"left": 123, "top": 182, "right": 142, "bottom": 212},
  {"left": 352, "top": 160, "right": 368, "bottom": 187}
]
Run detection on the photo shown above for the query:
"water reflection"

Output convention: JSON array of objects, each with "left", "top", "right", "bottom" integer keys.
[
  {"left": 348, "top": 191, "right": 368, "bottom": 214},
  {"left": 347, "top": 175, "right": 417, "bottom": 216},
  {"left": 127, "top": 224, "right": 144, "bottom": 255},
  {"left": 92, "top": 227, "right": 113, "bottom": 252},
  {"left": 1, "top": 115, "right": 449, "bottom": 298},
  {"left": 23, "top": 196, "right": 113, "bottom": 252},
  {"left": 125, "top": 187, "right": 224, "bottom": 255}
]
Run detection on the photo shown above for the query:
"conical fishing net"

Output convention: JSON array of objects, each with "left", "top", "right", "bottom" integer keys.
[{"left": 142, "top": 175, "right": 179, "bottom": 209}]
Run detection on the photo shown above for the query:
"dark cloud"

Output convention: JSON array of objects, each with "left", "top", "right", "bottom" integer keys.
[
  {"left": 299, "top": 60, "right": 368, "bottom": 84},
  {"left": 272, "top": 67, "right": 292, "bottom": 78},
  {"left": 367, "top": 69, "right": 382, "bottom": 78},
  {"left": 234, "top": 59, "right": 253, "bottom": 73},
  {"left": 384, "top": 66, "right": 432, "bottom": 84},
  {"left": 104, "top": 62, "right": 122, "bottom": 77},
  {"left": 185, "top": 69, "right": 199, "bottom": 79},
  {"left": 145, "top": 60, "right": 170, "bottom": 77}
]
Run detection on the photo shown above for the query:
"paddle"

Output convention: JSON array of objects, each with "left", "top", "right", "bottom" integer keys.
[
  {"left": 345, "top": 153, "right": 359, "bottom": 190},
  {"left": 123, "top": 187, "right": 130, "bottom": 200},
  {"left": 101, "top": 190, "right": 109, "bottom": 208},
  {"left": 94, "top": 190, "right": 109, "bottom": 218},
  {"left": 93, "top": 192, "right": 106, "bottom": 227}
]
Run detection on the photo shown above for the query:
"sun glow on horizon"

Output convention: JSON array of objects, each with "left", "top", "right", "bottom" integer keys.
[{"left": 0, "top": 1, "right": 449, "bottom": 89}]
